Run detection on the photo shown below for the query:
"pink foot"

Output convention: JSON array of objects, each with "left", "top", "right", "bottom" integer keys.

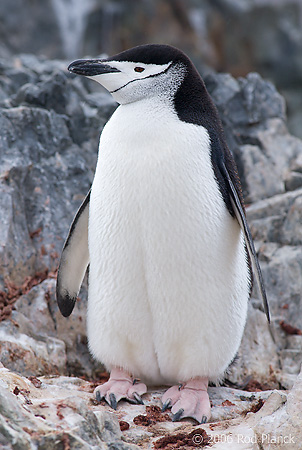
[
  {"left": 161, "top": 377, "right": 211, "bottom": 423},
  {"left": 94, "top": 367, "right": 147, "bottom": 410}
]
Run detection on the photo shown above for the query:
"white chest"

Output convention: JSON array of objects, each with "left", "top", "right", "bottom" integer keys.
[
  {"left": 91, "top": 98, "right": 222, "bottom": 222},
  {"left": 87, "top": 99, "right": 248, "bottom": 383}
]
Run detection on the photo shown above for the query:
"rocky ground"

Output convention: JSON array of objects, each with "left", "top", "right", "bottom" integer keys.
[
  {"left": 1, "top": 0, "right": 301, "bottom": 140},
  {"left": 1, "top": 366, "right": 301, "bottom": 450},
  {"left": 0, "top": 55, "right": 301, "bottom": 448}
]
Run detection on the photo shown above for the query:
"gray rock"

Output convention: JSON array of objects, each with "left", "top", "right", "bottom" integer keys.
[
  {"left": 0, "top": 57, "right": 116, "bottom": 378},
  {"left": 0, "top": 321, "right": 66, "bottom": 376},
  {"left": 284, "top": 153, "right": 302, "bottom": 191},
  {"left": 1, "top": 0, "right": 301, "bottom": 91},
  {"left": 0, "top": 385, "right": 33, "bottom": 449},
  {"left": 0, "top": 52, "right": 301, "bottom": 448},
  {"left": 205, "top": 0, "right": 302, "bottom": 139},
  {"left": 207, "top": 0, "right": 302, "bottom": 86},
  {"left": 205, "top": 72, "right": 302, "bottom": 203},
  {"left": 0, "top": 276, "right": 101, "bottom": 379},
  {"left": 246, "top": 191, "right": 302, "bottom": 334},
  {"left": 227, "top": 304, "right": 279, "bottom": 388},
  {"left": 0, "top": 0, "right": 61, "bottom": 58},
  {"left": 0, "top": 0, "right": 301, "bottom": 140},
  {"left": 0, "top": 369, "right": 139, "bottom": 449},
  {"left": 247, "top": 188, "right": 302, "bottom": 246},
  {"left": 0, "top": 60, "right": 116, "bottom": 290},
  {"left": 1, "top": 367, "right": 302, "bottom": 450},
  {"left": 243, "top": 189, "right": 302, "bottom": 385},
  {"left": 206, "top": 72, "right": 286, "bottom": 126},
  {"left": 250, "top": 368, "right": 302, "bottom": 450}
]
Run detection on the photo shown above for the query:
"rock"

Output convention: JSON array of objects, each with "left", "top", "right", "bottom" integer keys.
[
  {"left": 0, "top": 52, "right": 301, "bottom": 448},
  {"left": 0, "top": 56, "right": 116, "bottom": 378},
  {"left": 205, "top": 72, "right": 302, "bottom": 203},
  {"left": 205, "top": 0, "right": 302, "bottom": 139},
  {"left": 284, "top": 153, "right": 302, "bottom": 191},
  {"left": 0, "top": 0, "right": 61, "bottom": 58},
  {"left": 1, "top": 366, "right": 302, "bottom": 449},
  {"left": 247, "top": 189, "right": 302, "bottom": 246},
  {"left": 247, "top": 191, "right": 302, "bottom": 327},
  {"left": 1, "top": 0, "right": 301, "bottom": 88},
  {"left": 0, "top": 0, "right": 301, "bottom": 139},
  {"left": 244, "top": 189, "right": 302, "bottom": 385},
  {"left": 0, "top": 59, "right": 116, "bottom": 290},
  {"left": 206, "top": 72, "right": 286, "bottom": 125},
  {"left": 0, "top": 273, "right": 100, "bottom": 379},
  {"left": 226, "top": 305, "right": 279, "bottom": 388},
  {"left": 0, "top": 368, "right": 139, "bottom": 449},
  {"left": 206, "top": 0, "right": 302, "bottom": 86},
  {"left": 250, "top": 368, "right": 302, "bottom": 450},
  {"left": 0, "top": 262, "right": 72, "bottom": 379}
]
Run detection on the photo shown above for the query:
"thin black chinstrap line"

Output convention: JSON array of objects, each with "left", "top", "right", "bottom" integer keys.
[{"left": 109, "top": 63, "right": 173, "bottom": 93}]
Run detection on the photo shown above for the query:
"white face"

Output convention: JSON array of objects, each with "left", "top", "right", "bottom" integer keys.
[{"left": 87, "top": 60, "right": 185, "bottom": 104}]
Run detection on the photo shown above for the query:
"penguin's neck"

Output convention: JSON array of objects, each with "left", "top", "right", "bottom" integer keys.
[
  {"left": 116, "top": 96, "right": 177, "bottom": 127},
  {"left": 98, "top": 94, "right": 188, "bottom": 160}
]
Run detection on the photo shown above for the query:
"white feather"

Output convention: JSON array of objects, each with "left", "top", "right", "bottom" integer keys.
[{"left": 86, "top": 97, "right": 250, "bottom": 385}]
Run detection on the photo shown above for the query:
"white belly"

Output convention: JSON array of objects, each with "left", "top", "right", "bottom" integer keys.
[{"left": 87, "top": 100, "right": 249, "bottom": 384}]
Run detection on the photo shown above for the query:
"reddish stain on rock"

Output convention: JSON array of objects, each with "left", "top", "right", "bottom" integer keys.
[
  {"left": 249, "top": 398, "right": 265, "bottom": 414},
  {"left": 0, "top": 269, "right": 52, "bottom": 322},
  {"left": 28, "top": 376, "right": 42, "bottom": 388},
  {"left": 280, "top": 320, "right": 302, "bottom": 335},
  {"left": 62, "top": 433, "right": 71, "bottom": 450},
  {"left": 133, "top": 405, "right": 171, "bottom": 426},
  {"left": 153, "top": 428, "right": 211, "bottom": 449},
  {"left": 56, "top": 402, "right": 68, "bottom": 420},
  {"left": 119, "top": 420, "right": 130, "bottom": 431},
  {"left": 29, "top": 227, "right": 42, "bottom": 239},
  {"left": 222, "top": 399, "right": 235, "bottom": 407},
  {"left": 13, "top": 386, "right": 20, "bottom": 395},
  {"left": 244, "top": 379, "right": 273, "bottom": 392}
]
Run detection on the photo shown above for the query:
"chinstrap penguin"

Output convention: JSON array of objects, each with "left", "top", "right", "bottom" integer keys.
[{"left": 57, "top": 44, "right": 270, "bottom": 423}]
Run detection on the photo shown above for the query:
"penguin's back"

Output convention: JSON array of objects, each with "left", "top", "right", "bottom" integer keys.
[{"left": 87, "top": 98, "right": 250, "bottom": 384}]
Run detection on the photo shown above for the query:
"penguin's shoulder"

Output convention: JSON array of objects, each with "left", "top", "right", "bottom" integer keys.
[
  {"left": 173, "top": 70, "right": 270, "bottom": 322},
  {"left": 173, "top": 68, "right": 243, "bottom": 217}
]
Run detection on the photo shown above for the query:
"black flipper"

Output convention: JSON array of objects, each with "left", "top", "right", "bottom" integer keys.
[
  {"left": 219, "top": 162, "right": 270, "bottom": 323},
  {"left": 170, "top": 58, "right": 271, "bottom": 325},
  {"left": 56, "top": 190, "right": 90, "bottom": 317}
]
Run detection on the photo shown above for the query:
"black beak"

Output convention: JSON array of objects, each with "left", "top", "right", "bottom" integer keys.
[{"left": 68, "top": 59, "right": 121, "bottom": 76}]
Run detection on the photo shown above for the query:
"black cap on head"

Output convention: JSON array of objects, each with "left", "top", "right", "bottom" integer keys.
[{"left": 107, "top": 44, "right": 190, "bottom": 66}]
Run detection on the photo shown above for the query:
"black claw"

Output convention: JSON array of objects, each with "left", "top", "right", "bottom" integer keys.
[
  {"left": 172, "top": 408, "right": 184, "bottom": 422},
  {"left": 201, "top": 415, "right": 207, "bottom": 424},
  {"left": 108, "top": 392, "right": 117, "bottom": 410},
  {"left": 133, "top": 392, "right": 144, "bottom": 405},
  {"left": 162, "top": 398, "right": 172, "bottom": 412},
  {"left": 95, "top": 391, "right": 102, "bottom": 403}
]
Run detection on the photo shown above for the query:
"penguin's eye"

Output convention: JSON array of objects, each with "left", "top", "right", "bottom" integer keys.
[{"left": 134, "top": 67, "right": 145, "bottom": 73}]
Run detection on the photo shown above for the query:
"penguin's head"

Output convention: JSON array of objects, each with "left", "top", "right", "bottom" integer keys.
[{"left": 68, "top": 44, "right": 193, "bottom": 104}]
